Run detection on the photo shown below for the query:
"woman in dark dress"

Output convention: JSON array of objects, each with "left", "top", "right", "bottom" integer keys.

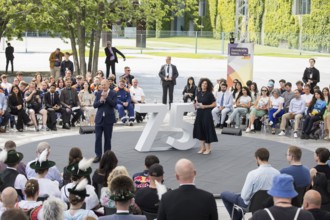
[
  {"left": 193, "top": 78, "right": 218, "bottom": 155},
  {"left": 182, "top": 76, "right": 197, "bottom": 103},
  {"left": 7, "top": 85, "right": 32, "bottom": 132}
]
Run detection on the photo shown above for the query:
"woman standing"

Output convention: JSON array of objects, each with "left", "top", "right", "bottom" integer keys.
[
  {"left": 268, "top": 89, "right": 285, "bottom": 134},
  {"left": 193, "top": 78, "right": 218, "bottom": 155},
  {"left": 7, "top": 85, "right": 32, "bottom": 132}
]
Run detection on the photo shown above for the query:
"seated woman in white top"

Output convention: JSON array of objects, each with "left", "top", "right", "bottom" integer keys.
[
  {"left": 226, "top": 86, "right": 252, "bottom": 128},
  {"left": 268, "top": 89, "right": 285, "bottom": 134},
  {"left": 18, "top": 179, "right": 42, "bottom": 210},
  {"left": 78, "top": 81, "right": 96, "bottom": 125},
  {"left": 64, "top": 178, "right": 98, "bottom": 220},
  {"left": 246, "top": 86, "right": 270, "bottom": 133},
  {"left": 29, "top": 149, "right": 61, "bottom": 198}
]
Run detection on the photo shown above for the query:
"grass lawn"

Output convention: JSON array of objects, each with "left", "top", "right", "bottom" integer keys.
[{"left": 143, "top": 52, "right": 225, "bottom": 59}]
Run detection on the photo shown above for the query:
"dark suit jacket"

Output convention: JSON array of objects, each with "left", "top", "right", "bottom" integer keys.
[
  {"left": 308, "top": 208, "right": 330, "bottom": 220},
  {"left": 302, "top": 67, "right": 320, "bottom": 87},
  {"left": 60, "top": 87, "right": 80, "bottom": 107},
  {"left": 44, "top": 92, "right": 61, "bottom": 109},
  {"left": 158, "top": 64, "right": 179, "bottom": 85},
  {"left": 158, "top": 185, "right": 218, "bottom": 220},
  {"left": 93, "top": 90, "right": 117, "bottom": 125},
  {"left": 5, "top": 46, "right": 14, "bottom": 60},
  {"left": 105, "top": 47, "right": 125, "bottom": 64}
]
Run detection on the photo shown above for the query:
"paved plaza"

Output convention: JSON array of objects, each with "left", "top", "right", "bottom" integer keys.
[{"left": 0, "top": 37, "right": 329, "bottom": 219}]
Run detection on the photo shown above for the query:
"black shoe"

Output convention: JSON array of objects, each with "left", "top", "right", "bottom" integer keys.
[
  {"left": 62, "top": 124, "right": 70, "bottom": 129},
  {"left": 93, "top": 156, "right": 101, "bottom": 163},
  {"left": 215, "top": 123, "right": 221, "bottom": 128},
  {"left": 18, "top": 129, "right": 23, "bottom": 132},
  {"left": 52, "top": 127, "right": 57, "bottom": 131},
  {"left": 71, "top": 122, "right": 76, "bottom": 127}
]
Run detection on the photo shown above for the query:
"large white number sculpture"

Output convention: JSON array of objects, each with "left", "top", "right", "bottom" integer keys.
[{"left": 134, "top": 103, "right": 197, "bottom": 152}]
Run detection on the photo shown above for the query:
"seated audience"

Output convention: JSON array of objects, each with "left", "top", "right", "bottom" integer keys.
[
  {"left": 99, "top": 175, "right": 146, "bottom": 220},
  {"left": 311, "top": 172, "right": 330, "bottom": 205},
  {"left": 226, "top": 86, "right": 251, "bottom": 128},
  {"left": 278, "top": 90, "right": 305, "bottom": 137},
  {"left": 40, "top": 196, "right": 66, "bottom": 220},
  {"left": 0, "top": 149, "right": 27, "bottom": 199},
  {"left": 268, "top": 89, "right": 285, "bottom": 134},
  {"left": 0, "top": 187, "right": 18, "bottom": 218},
  {"left": 301, "top": 84, "right": 313, "bottom": 108},
  {"left": 246, "top": 86, "right": 269, "bottom": 132},
  {"left": 64, "top": 178, "right": 98, "bottom": 219},
  {"left": 280, "top": 146, "right": 310, "bottom": 188},
  {"left": 73, "top": 75, "right": 84, "bottom": 92},
  {"left": 26, "top": 142, "right": 62, "bottom": 185},
  {"left": 78, "top": 80, "right": 96, "bottom": 125},
  {"left": 55, "top": 78, "right": 65, "bottom": 96},
  {"left": 267, "top": 80, "right": 275, "bottom": 94},
  {"left": 114, "top": 79, "right": 135, "bottom": 125},
  {"left": 61, "top": 158, "right": 99, "bottom": 210},
  {"left": 281, "top": 82, "right": 294, "bottom": 112},
  {"left": 211, "top": 83, "right": 233, "bottom": 129},
  {"left": 135, "top": 163, "right": 165, "bottom": 214},
  {"left": 0, "top": 88, "right": 10, "bottom": 132},
  {"left": 7, "top": 85, "right": 32, "bottom": 132},
  {"left": 0, "top": 140, "right": 26, "bottom": 175},
  {"left": 250, "top": 82, "right": 258, "bottom": 104},
  {"left": 24, "top": 81, "right": 48, "bottom": 131},
  {"left": 132, "top": 155, "right": 160, "bottom": 189},
  {"left": 18, "top": 179, "right": 42, "bottom": 210},
  {"left": 130, "top": 78, "right": 147, "bottom": 122},
  {"left": 182, "top": 76, "right": 197, "bottom": 103},
  {"left": 158, "top": 159, "right": 218, "bottom": 220},
  {"left": 232, "top": 81, "right": 242, "bottom": 105},
  {"left": 323, "top": 87, "right": 330, "bottom": 140},
  {"left": 279, "top": 79, "right": 286, "bottom": 94},
  {"left": 120, "top": 66, "right": 135, "bottom": 87},
  {"left": 29, "top": 149, "right": 61, "bottom": 198},
  {"left": 221, "top": 148, "right": 279, "bottom": 220},
  {"left": 301, "top": 90, "right": 326, "bottom": 139},
  {"left": 100, "top": 166, "right": 130, "bottom": 208},
  {"left": 63, "top": 147, "right": 83, "bottom": 186},
  {"left": 251, "top": 174, "right": 314, "bottom": 220},
  {"left": 310, "top": 147, "right": 330, "bottom": 180},
  {"left": 303, "top": 189, "right": 330, "bottom": 220},
  {"left": 296, "top": 80, "right": 304, "bottom": 94}
]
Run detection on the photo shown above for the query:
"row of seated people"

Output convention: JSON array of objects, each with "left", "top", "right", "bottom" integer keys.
[
  {"left": 211, "top": 79, "right": 329, "bottom": 139},
  {"left": 1, "top": 140, "right": 330, "bottom": 219},
  {"left": 0, "top": 69, "right": 146, "bottom": 132}
]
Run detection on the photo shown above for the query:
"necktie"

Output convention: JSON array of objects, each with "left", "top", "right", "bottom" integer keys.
[
  {"left": 51, "top": 94, "right": 54, "bottom": 106},
  {"left": 166, "top": 65, "right": 170, "bottom": 78},
  {"left": 220, "top": 93, "right": 224, "bottom": 106}
]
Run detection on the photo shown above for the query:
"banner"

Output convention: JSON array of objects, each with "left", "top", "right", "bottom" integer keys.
[{"left": 227, "top": 43, "right": 254, "bottom": 87}]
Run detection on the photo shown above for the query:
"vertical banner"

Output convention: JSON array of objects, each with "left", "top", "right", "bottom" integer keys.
[{"left": 227, "top": 43, "right": 254, "bottom": 87}]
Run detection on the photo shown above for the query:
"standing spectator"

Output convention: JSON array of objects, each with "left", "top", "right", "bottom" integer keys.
[
  {"left": 158, "top": 56, "right": 179, "bottom": 107},
  {"left": 302, "top": 58, "right": 320, "bottom": 92},
  {"left": 5, "top": 43, "right": 14, "bottom": 74},
  {"left": 212, "top": 83, "right": 233, "bottom": 129},
  {"left": 278, "top": 90, "right": 305, "bottom": 137},
  {"left": 104, "top": 41, "right": 126, "bottom": 80},
  {"left": 193, "top": 78, "right": 217, "bottom": 155},
  {"left": 251, "top": 174, "right": 314, "bottom": 220},
  {"left": 158, "top": 159, "right": 218, "bottom": 220},
  {"left": 60, "top": 78, "right": 82, "bottom": 127},
  {"left": 303, "top": 190, "right": 330, "bottom": 220},
  {"left": 130, "top": 78, "right": 146, "bottom": 123},
  {"left": 60, "top": 52, "right": 74, "bottom": 78},
  {"left": 268, "top": 89, "right": 285, "bottom": 134},
  {"left": 114, "top": 79, "right": 135, "bottom": 125},
  {"left": 280, "top": 146, "right": 311, "bottom": 188},
  {"left": 1, "top": 74, "right": 12, "bottom": 96},
  {"left": 120, "top": 66, "right": 135, "bottom": 87},
  {"left": 221, "top": 148, "right": 279, "bottom": 220},
  {"left": 93, "top": 79, "right": 117, "bottom": 163},
  {"left": 49, "top": 48, "right": 64, "bottom": 79}
]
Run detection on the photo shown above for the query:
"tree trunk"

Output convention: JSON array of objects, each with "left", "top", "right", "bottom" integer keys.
[
  {"left": 69, "top": 27, "right": 80, "bottom": 75},
  {"left": 88, "top": 30, "right": 95, "bottom": 72},
  {"left": 76, "top": 1, "right": 86, "bottom": 76},
  {"left": 93, "top": 29, "right": 102, "bottom": 75}
]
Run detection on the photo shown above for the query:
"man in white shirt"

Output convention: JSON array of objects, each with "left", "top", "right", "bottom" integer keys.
[
  {"left": 211, "top": 83, "right": 233, "bottom": 129},
  {"left": 278, "top": 90, "right": 306, "bottom": 138},
  {"left": 0, "top": 74, "right": 12, "bottom": 96},
  {"left": 220, "top": 148, "right": 280, "bottom": 220},
  {"left": 130, "top": 78, "right": 146, "bottom": 123},
  {"left": 301, "top": 84, "right": 313, "bottom": 108}
]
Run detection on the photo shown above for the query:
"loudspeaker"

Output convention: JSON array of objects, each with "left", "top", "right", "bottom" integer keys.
[
  {"left": 221, "top": 127, "right": 242, "bottom": 136},
  {"left": 79, "top": 126, "right": 95, "bottom": 134}
]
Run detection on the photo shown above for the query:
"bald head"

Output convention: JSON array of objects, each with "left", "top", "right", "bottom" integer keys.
[
  {"left": 303, "top": 190, "right": 322, "bottom": 210},
  {"left": 1, "top": 187, "right": 18, "bottom": 208},
  {"left": 175, "top": 159, "right": 196, "bottom": 183}
]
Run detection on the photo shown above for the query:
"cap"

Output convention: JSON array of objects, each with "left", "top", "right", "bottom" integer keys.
[
  {"left": 268, "top": 174, "right": 298, "bottom": 198},
  {"left": 149, "top": 164, "right": 164, "bottom": 177}
]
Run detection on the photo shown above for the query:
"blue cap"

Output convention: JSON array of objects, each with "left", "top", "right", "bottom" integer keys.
[{"left": 268, "top": 174, "right": 298, "bottom": 198}]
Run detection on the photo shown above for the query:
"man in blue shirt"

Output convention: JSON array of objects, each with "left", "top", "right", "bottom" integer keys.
[
  {"left": 220, "top": 148, "right": 280, "bottom": 220},
  {"left": 280, "top": 146, "right": 310, "bottom": 188},
  {"left": 114, "top": 79, "right": 134, "bottom": 126}
]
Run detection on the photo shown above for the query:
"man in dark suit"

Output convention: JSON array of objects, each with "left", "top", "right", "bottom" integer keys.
[
  {"left": 93, "top": 79, "right": 117, "bottom": 163},
  {"left": 5, "top": 43, "right": 14, "bottom": 74},
  {"left": 158, "top": 158, "right": 218, "bottom": 220},
  {"left": 60, "top": 78, "right": 82, "bottom": 128},
  {"left": 44, "top": 84, "right": 70, "bottom": 130},
  {"left": 158, "top": 56, "right": 179, "bottom": 106},
  {"left": 105, "top": 41, "right": 126, "bottom": 80},
  {"left": 302, "top": 58, "right": 320, "bottom": 93}
]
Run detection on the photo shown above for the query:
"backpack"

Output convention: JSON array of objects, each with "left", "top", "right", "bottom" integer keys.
[{"left": 26, "top": 205, "right": 42, "bottom": 220}]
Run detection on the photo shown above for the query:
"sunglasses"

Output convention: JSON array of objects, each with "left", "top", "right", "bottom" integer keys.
[{"left": 261, "top": 90, "right": 267, "bottom": 92}]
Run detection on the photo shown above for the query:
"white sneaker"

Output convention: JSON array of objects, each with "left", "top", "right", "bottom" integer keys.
[
  {"left": 269, "top": 121, "right": 273, "bottom": 126},
  {"left": 246, "top": 128, "right": 251, "bottom": 133},
  {"left": 251, "top": 124, "right": 255, "bottom": 130},
  {"left": 278, "top": 131, "right": 285, "bottom": 136},
  {"left": 293, "top": 132, "right": 298, "bottom": 138},
  {"left": 225, "top": 119, "right": 231, "bottom": 124}
]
